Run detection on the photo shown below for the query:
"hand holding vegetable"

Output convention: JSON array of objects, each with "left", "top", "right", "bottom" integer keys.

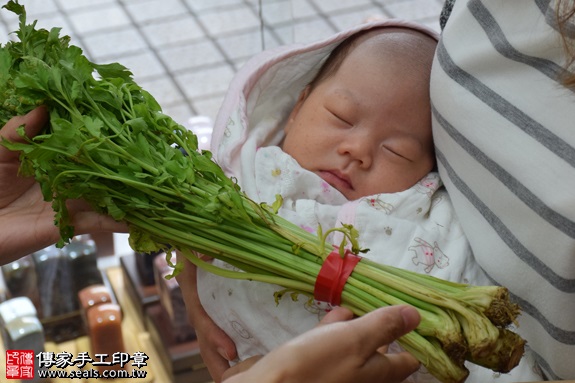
[
  {"left": 222, "top": 305, "right": 421, "bottom": 383},
  {"left": 0, "top": 107, "right": 125, "bottom": 264}
]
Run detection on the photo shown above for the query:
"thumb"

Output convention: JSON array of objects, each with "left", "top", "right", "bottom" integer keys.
[
  {"left": 0, "top": 106, "right": 49, "bottom": 161},
  {"left": 353, "top": 305, "right": 420, "bottom": 360},
  {"left": 1, "top": 106, "right": 49, "bottom": 141}
]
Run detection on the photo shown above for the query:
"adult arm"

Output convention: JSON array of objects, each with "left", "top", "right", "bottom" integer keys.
[{"left": 175, "top": 254, "right": 238, "bottom": 383}]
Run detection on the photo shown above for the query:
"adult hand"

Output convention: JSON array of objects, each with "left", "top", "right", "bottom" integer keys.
[
  {"left": 0, "top": 107, "right": 126, "bottom": 264},
  {"left": 175, "top": 253, "right": 238, "bottom": 383},
  {"left": 223, "top": 305, "right": 421, "bottom": 383},
  {"left": 219, "top": 307, "right": 365, "bottom": 381}
]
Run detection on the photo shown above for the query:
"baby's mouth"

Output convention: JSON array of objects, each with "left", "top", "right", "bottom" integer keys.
[{"left": 319, "top": 170, "right": 353, "bottom": 192}]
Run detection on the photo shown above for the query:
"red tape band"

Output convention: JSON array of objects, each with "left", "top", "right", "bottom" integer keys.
[{"left": 314, "top": 248, "right": 361, "bottom": 306}]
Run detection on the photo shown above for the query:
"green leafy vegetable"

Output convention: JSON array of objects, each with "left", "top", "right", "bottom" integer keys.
[{"left": 0, "top": 2, "right": 526, "bottom": 382}]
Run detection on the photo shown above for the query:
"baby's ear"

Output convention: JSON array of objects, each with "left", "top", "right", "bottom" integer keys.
[
  {"left": 298, "top": 85, "right": 311, "bottom": 101},
  {"left": 284, "top": 85, "right": 312, "bottom": 136},
  {"left": 288, "top": 85, "right": 311, "bottom": 121}
]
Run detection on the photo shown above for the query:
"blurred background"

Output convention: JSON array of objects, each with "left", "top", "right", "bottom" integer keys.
[{"left": 0, "top": 0, "right": 444, "bottom": 125}]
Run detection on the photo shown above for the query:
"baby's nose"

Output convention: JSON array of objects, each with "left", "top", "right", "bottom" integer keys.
[{"left": 339, "top": 135, "right": 373, "bottom": 167}]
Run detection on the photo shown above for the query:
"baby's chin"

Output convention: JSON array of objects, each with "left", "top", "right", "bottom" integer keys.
[
  {"left": 331, "top": 182, "right": 376, "bottom": 201},
  {"left": 338, "top": 188, "right": 367, "bottom": 201},
  {"left": 341, "top": 187, "right": 399, "bottom": 201}
]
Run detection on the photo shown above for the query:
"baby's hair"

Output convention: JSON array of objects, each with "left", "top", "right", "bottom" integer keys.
[
  {"left": 307, "top": 27, "right": 437, "bottom": 91},
  {"left": 307, "top": 30, "right": 371, "bottom": 90}
]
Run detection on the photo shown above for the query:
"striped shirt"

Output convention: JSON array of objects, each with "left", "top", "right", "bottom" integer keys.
[{"left": 431, "top": 0, "right": 575, "bottom": 380}]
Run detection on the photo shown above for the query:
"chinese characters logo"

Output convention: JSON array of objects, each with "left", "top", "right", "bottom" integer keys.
[{"left": 6, "top": 350, "right": 35, "bottom": 380}]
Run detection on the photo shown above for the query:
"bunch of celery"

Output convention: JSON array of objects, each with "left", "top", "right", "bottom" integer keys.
[{"left": 0, "top": 2, "right": 525, "bottom": 382}]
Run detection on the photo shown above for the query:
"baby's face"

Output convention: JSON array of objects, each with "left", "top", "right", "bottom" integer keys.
[{"left": 282, "top": 37, "right": 435, "bottom": 200}]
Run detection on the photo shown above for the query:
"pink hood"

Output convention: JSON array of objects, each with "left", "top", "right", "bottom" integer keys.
[{"left": 211, "top": 19, "right": 439, "bottom": 184}]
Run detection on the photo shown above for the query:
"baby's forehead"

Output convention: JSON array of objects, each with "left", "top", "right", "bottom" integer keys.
[
  {"left": 345, "top": 28, "right": 437, "bottom": 78},
  {"left": 355, "top": 28, "right": 437, "bottom": 56}
]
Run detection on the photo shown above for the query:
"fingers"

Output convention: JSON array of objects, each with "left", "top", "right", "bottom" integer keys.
[
  {"left": 352, "top": 306, "right": 421, "bottom": 382},
  {"left": 0, "top": 106, "right": 48, "bottom": 141},
  {"left": 342, "top": 305, "right": 420, "bottom": 360},
  {"left": 316, "top": 305, "right": 421, "bottom": 382},
  {"left": 359, "top": 336, "right": 420, "bottom": 383},
  {"left": 318, "top": 306, "right": 355, "bottom": 325},
  {"left": 196, "top": 319, "right": 238, "bottom": 382},
  {"left": 66, "top": 199, "right": 129, "bottom": 234},
  {"left": 221, "top": 355, "right": 262, "bottom": 382},
  {"left": 0, "top": 107, "right": 49, "bottom": 161},
  {"left": 377, "top": 351, "right": 421, "bottom": 382},
  {"left": 202, "top": 346, "right": 235, "bottom": 383},
  {"left": 397, "top": 305, "right": 420, "bottom": 331},
  {"left": 213, "top": 326, "right": 238, "bottom": 363},
  {"left": 72, "top": 210, "right": 128, "bottom": 234},
  {"left": 358, "top": 349, "right": 420, "bottom": 383},
  {"left": 235, "top": 305, "right": 422, "bottom": 383}
]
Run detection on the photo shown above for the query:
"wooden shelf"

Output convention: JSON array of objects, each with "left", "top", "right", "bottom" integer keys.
[{"left": 0, "top": 263, "right": 213, "bottom": 383}]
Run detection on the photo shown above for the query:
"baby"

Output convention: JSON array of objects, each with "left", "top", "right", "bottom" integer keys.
[{"left": 196, "top": 19, "right": 540, "bottom": 383}]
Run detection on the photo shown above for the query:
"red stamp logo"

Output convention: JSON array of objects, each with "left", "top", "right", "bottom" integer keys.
[{"left": 6, "top": 350, "right": 35, "bottom": 380}]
